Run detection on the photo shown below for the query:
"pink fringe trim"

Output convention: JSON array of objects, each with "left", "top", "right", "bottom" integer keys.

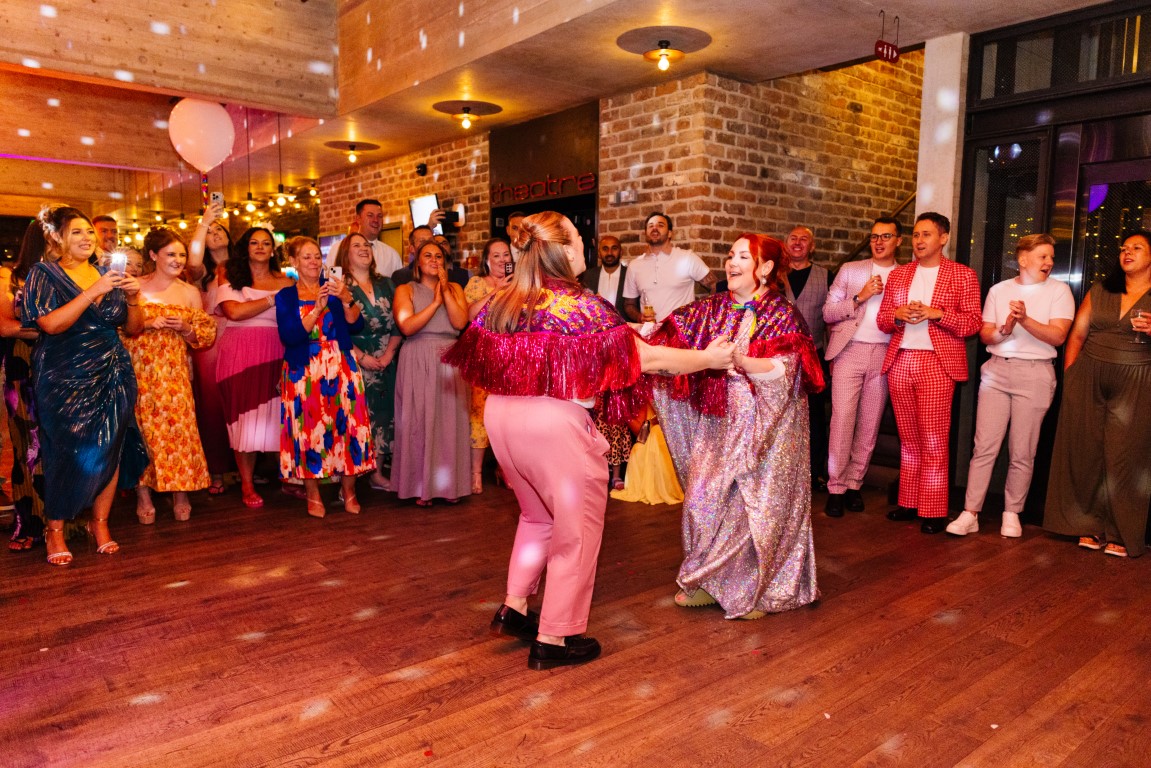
[{"left": 443, "top": 323, "right": 649, "bottom": 424}]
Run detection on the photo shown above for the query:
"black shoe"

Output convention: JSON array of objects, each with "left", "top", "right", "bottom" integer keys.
[
  {"left": 812, "top": 476, "right": 828, "bottom": 493},
  {"left": 886, "top": 506, "right": 918, "bottom": 521},
  {"left": 824, "top": 493, "right": 845, "bottom": 518},
  {"left": 490, "top": 605, "right": 540, "bottom": 642},
  {"left": 845, "top": 489, "right": 865, "bottom": 512},
  {"left": 920, "top": 517, "right": 947, "bottom": 534},
  {"left": 528, "top": 635, "right": 601, "bottom": 670}
]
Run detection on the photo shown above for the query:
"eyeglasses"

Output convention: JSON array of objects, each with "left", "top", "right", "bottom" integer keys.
[{"left": 869, "top": 233, "right": 897, "bottom": 242}]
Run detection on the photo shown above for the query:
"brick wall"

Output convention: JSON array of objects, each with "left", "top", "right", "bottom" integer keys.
[
  {"left": 317, "top": 133, "right": 490, "bottom": 264},
  {"left": 317, "top": 51, "right": 923, "bottom": 274},
  {"left": 598, "top": 52, "right": 924, "bottom": 271}
]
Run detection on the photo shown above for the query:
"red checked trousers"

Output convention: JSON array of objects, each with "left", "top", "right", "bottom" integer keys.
[{"left": 888, "top": 349, "right": 955, "bottom": 519}]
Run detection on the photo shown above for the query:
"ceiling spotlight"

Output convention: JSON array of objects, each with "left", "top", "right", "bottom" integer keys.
[
  {"left": 644, "top": 40, "right": 684, "bottom": 72},
  {"left": 309, "top": 183, "right": 317, "bottom": 197},
  {"left": 178, "top": 219, "right": 188, "bottom": 230},
  {"left": 245, "top": 191, "right": 256, "bottom": 213},
  {"left": 348, "top": 143, "right": 358, "bottom": 163}
]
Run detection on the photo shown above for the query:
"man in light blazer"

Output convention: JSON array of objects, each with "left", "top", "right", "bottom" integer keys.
[
  {"left": 877, "top": 212, "right": 982, "bottom": 534},
  {"left": 582, "top": 235, "right": 627, "bottom": 316},
  {"left": 821, "top": 217, "right": 902, "bottom": 517}
]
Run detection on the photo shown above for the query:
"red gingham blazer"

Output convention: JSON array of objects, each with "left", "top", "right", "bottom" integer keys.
[{"left": 876, "top": 257, "right": 982, "bottom": 381}]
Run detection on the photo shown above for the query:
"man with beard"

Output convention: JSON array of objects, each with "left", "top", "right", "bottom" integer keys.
[
  {"left": 92, "top": 215, "right": 119, "bottom": 259},
  {"left": 581, "top": 235, "right": 627, "bottom": 316},
  {"left": 622, "top": 212, "right": 715, "bottom": 323},
  {"left": 821, "top": 217, "right": 901, "bottom": 517}
]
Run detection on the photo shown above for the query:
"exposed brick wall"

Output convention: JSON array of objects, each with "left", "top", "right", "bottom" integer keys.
[
  {"left": 317, "top": 133, "right": 490, "bottom": 264},
  {"left": 598, "top": 53, "right": 924, "bottom": 272}
]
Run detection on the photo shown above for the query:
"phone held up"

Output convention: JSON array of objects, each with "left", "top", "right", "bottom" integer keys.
[
  {"left": 108, "top": 250, "right": 128, "bottom": 274},
  {"left": 210, "top": 191, "right": 225, "bottom": 208},
  {"left": 503, "top": 261, "right": 514, "bottom": 276}
]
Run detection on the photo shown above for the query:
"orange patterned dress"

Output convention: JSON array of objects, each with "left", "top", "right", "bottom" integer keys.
[{"left": 122, "top": 302, "right": 217, "bottom": 492}]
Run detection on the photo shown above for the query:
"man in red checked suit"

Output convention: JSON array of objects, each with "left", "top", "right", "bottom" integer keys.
[{"left": 877, "top": 212, "right": 982, "bottom": 534}]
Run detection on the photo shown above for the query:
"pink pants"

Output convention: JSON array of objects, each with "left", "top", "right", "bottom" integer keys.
[
  {"left": 827, "top": 341, "right": 889, "bottom": 494},
  {"left": 888, "top": 350, "right": 955, "bottom": 519},
  {"left": 484, "top": 395, "right": 609, "bottom": 637}
]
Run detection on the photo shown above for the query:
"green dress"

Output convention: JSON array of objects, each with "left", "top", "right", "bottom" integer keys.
[{"left": 350, "top": 276, "right": 401, "bottom": 461}]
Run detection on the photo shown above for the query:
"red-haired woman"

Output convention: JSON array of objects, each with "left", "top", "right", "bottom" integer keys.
[
  {"left": 445, "top": 211, "right": 733, "bottom": 670},
  {"left": 648, "top": 233, "right": 823, "bottom": 619}
]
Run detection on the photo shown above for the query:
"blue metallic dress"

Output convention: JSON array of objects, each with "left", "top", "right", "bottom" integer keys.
[{"left": 22, "top": 262, "right": 147, "bottom": 521}]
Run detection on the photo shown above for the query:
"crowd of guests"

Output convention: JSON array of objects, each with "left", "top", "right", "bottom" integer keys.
[{"left": 2, "top": 196, "right": 1147, "bottom": 670}]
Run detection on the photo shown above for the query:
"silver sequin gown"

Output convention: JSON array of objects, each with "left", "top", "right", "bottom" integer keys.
[{"left": 654, "top": 315, "right": 819, "bottom": 618}]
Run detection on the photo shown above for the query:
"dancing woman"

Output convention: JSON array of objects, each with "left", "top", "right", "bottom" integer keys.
[{"left": 444, "top": 211, "right": 734, "bottom": 670}]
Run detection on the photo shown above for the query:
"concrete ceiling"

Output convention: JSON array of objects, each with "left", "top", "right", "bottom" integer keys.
[{"left": 0, "top": 0, "right": 1108, "bottom": 223}]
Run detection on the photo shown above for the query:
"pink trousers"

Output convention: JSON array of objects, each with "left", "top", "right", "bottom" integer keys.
[{"left": 484, "top": 395, "right": 610, "bottom": 636}]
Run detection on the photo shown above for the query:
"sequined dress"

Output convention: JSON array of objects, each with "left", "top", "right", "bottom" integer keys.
[{"left": 650, "top": 290, "right": 823, "bottom": 617}]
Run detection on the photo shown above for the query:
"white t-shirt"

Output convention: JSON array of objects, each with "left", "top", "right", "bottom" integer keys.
[
  {"left": 983, "top": 277, "right": 1075, "bottom": 359},
  {"left": 596, "top": 267, "right": 622, "bottom": 304},
  {"left": 622, "top": 246, "right": 710, "bottom": 321},
  {"left": 900, "top": 264, "right": 939, "bottom": 350},
  {"left": 852, "top": 261, "right": 898, "bottom": 344},
  {"left": 370, "top": 240, "right": 403, "bottom": 278}
]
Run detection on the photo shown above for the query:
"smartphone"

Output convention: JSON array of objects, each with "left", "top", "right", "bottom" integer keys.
[
  {"left": 441, "top": 211, "right": 460, "bottom": 226},
  {"left": 210, "top": 191, "right": 225, "bottom": 208},
  {"left": 108, "top": 250, "right": 128, "bottom": 274},
  {"left": 329, "top": 265, "right": 343, "bottom": 281},
  {"left": 503, "top": 262, "right": 513, "bottom": 276}
]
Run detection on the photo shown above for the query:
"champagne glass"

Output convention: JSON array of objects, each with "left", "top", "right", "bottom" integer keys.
[{"left": 1132, "top": 308, "right": 1149, "bottom": 344}]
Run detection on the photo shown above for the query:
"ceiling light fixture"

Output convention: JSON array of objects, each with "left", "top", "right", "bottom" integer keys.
[
  {"left": 348, "top": 144, "right": 358, "bottom": 163},
  {"left": 275, "top": 115, "right": 288, "bottom": 205},
  {"left": 645, "top": 40, "right": 684, "bottom": 72},
  {"left": 432, "top": 100, "right": 503, "bottom": 130},
  {"left": 457, "top": 107, "right": 473, "bottom": 129},
  {"left": 244, "top": 107, "right": 256, "bottom": 213},
  {"left": 324, "top": 140, "right": 380, "bottom": 165}
]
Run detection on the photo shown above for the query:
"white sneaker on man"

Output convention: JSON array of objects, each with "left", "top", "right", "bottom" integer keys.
[
  {"left": 946, "top": 510, "right": 979, "bottom": 536},
  {"left": 1000, "top": 511, "right": 1022, "bottom": 538}
]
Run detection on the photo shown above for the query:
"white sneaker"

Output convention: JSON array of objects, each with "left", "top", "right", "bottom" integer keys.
[
  {"left": 946, "top": 510, "right": 979, "bottom": 536},
  {"left": 1000, "top": 511, "right": 1022, "bottom": 538}
]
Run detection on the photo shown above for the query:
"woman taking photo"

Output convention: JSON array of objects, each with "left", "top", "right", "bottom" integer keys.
[
  {"left": 122, "top": 228, "right": 217, "bottom": 524},
  {"left": 648, "top": 234, "right": 822, "bottom": 620},
  {"left": 463, "top": 237, "right": 513, "bottom": 493},
  {"left": 277, "top": 236, "right": 374, "bottom": 517},
  {"left": 0, "top": 222, "right": 46, "bottom": 551},
  {"left": 445, "top": 211, "right": 734, "bottom": 670},
  {"left": 392, "top": 239, "right": 471, "bottom": 506},
  {"left": 24, "top": 206, "right": 148, "bottom": 566},
  {"left": 1044, "top": 230, "right": 1151, "bottom": 557},
  {"left": 186, "top": 203, "right": 234, "bottom": 495},
  {"left": 213, "top": 227, "right": 294, "bottom": 508},
  {"left": 339, "top": 232, "right": 401, "bottom": 491}
]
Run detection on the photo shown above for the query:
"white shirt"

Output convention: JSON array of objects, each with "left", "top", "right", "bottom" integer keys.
[
  {"left": 983, "top": 277, "right": 1075, "bottom": 359},
  {"left": 622, "top": 246, "right": 710, "bottom": 321},
  {"left": 852, "top": 262, "right": 898, "bottom": 344},
  {"left": 370, "top": 240, "right": 403, "bottom": 278},
  {"left": 596, "top": 267, "right": 622, "bottom": 304},
  {"left": 900, "top": 264, "right": 939, "bottom": 350}
]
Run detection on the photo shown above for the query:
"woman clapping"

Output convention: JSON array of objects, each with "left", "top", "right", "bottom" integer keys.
[{"left": 277, "top": 237, "right": 375, "bottom": 517}]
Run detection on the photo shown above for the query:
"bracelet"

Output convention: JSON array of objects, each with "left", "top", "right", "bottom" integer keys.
[
  {"left": 80, "top": 292, "right": 93, "bottom": 305},
  {"left": 266, "top": 295, "right": 275, "bottom": 308},
  {"left": 126, "top": 300, "right": 139, "bottom": 307}
]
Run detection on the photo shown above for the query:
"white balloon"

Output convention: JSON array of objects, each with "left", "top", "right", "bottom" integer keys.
[{"left": 167, "top": 99, "right": 235, "bottom": 172}]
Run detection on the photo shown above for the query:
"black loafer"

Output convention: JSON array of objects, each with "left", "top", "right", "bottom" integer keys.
[
  {"left": 920, "top": 518, "right": 947, "bottom": 534},
  {"left": 845, "top": 489, "right": 865, "bottom": 512},
  {"left": 490, "top": 605, "right": 540, "bottom": 642},
  {"left": 824, "top": 493, "right": 845, "bottom": 518},
  {"left": 528, "top": 635, "right": 601, "bottom": 670},
  {"left": 886, "top": 506, "right": 918, "bottom": 521}
]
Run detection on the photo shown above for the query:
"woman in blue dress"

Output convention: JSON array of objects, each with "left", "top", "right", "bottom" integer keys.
[{"left": 23, "top": 206, "right": 148, "bottom": 566}]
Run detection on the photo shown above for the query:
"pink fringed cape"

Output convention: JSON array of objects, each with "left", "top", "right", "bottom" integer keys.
[
  {"left": 442, "top": 282, "right": 649, "bottom": 424},
  {"left": 648, "top": 290, "right": 825, "bottom": 416}
]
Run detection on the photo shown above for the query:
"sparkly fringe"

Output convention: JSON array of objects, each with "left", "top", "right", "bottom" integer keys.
[{"left": 443, "top": 323, "right": 649, "bottom": 424}]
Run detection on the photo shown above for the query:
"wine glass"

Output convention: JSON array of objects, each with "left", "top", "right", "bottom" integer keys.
[{"left": 1132, "top": 308, "right": 1149, "bottom": 344}]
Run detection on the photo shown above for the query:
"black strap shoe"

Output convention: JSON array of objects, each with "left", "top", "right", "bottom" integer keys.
[
  {"left": 825, "top": 493, "right": 845, "bottom": 518},
  {"left": 528, "top": 635, "right": 601, "bottom": 670},
  {"left": 845, "top": 489, "right": 865, "bottom": 512},
  {"left": 886, "top": 506, "right": 918, "bottom": 521},
  {"left": 490, "top": 605, "right": 540, "bottom": 642}
]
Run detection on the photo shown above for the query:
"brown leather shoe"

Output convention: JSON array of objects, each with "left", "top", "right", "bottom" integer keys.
[
  {"left": 528, "top": 636, "right": 601, "bottom": 670},
  {"left": 490, "top": 605, "right": 540, "bottom": 642}
]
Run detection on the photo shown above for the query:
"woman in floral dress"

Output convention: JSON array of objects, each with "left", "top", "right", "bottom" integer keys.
[
  {"left": 122, "top": 228, "right": 217, "bottom": 523},
  {"left": 338, "top": 232, "right": 400, "bottom": 491},
  {"left": 276, "top": 237, "right": 374, "bottom": 518}
]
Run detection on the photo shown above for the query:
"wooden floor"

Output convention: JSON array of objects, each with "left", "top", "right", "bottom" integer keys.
[{"left": 4, "top": 480, "right": 1150, "bottom": 768}]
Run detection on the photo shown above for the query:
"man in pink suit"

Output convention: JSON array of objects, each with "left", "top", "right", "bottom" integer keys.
[
  {"left": 877, "top": 212, "right": 982, "bottom": 534},
  {"left": 822, "top": 217, "right": 902, "bottom": 517}
]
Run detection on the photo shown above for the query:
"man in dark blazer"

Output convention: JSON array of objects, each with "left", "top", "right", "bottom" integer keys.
[{"left": 582, "top": 235, "right": 627, "bottom": 316}]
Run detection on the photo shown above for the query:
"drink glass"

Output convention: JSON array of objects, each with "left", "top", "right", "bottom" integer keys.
[
  {"left": 640, "top": 291, "right": 656, "bottom": 323},
  {"left": 1132, "top": 308, "right": 1149, "bottom": 344}
]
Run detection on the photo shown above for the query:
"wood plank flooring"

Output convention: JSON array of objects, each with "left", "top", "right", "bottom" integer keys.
[{"left": 2, "top": 480, "right": 1149, "bottom": 767}]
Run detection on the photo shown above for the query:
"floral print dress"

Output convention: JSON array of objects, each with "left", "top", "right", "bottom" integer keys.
[{"left": 280, "top": 299, "right": 374, "bottom": 481}]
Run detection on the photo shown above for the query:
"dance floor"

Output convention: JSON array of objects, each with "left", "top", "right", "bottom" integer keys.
[{"left": 4, "top": 481, "right": 1150, "bottom": 767}]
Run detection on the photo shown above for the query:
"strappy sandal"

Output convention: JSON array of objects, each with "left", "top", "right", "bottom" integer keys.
[
  {"left": 87, "top": 517, "right": 120, "bottom": 555},
  {"left": 415, "top": 498, "right": 433, "bottom": 508},
  {"left": 241, "top": 488, "right": 265, "bottom": 509},
  {"left": 344, "top": 494, "right": 361, "bottom": 514},
  {"left": 207, "top": 477, "right": 226, "bottom": 495},
  {"left": 45, "top": 524, "right": 72, "bottom": 566},
  {"left": 674, "top": 588, "right": 718, "bottom": 607},
  {"left": 173, "top": 501, "right": 192, "bottom": 522},
  {"left": 9, "top": 536, "right": 35, "bottom": 552},
  {"left": 472, "top": 472, "right": 483, "bottom": 495},
  {"left": 307, "top": 498, "right": 326, "bottom": 518}
]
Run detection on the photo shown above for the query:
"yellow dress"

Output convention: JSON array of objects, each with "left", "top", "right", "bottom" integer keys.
[
  {"left": 464, "top": 276, "right": 495, "bottom": 449},
  {"left": 610, "top": 421, "right": 683, "bottom": 505},
  {"left": 122, "top": 302, "right": 217, "bottom": 492}
]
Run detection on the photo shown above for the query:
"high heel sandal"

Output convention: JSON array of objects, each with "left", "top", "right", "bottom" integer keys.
[
  {"left": 173, "top": 501, "right": 192, "bottom": 522},
  {"left": 86, "top": 517, "right": 119, "bottom": 555},
  {"left": 494, "top": 466, "right": 511, "bottom": 489},
  {"left": 45, "top": 524, "right": 72, "bottom": 566},
  {"left": 472, "top": 471, "right": 483, "bottom": 495},
  {"left": 307, "top": 498, "right": 326, "bottom": 518},
  {"left": 344, "top": 493, "right": 361, "bottom": 514},
  {"left": 241, "top": 487, "right": 265, "bottom": 509}
]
